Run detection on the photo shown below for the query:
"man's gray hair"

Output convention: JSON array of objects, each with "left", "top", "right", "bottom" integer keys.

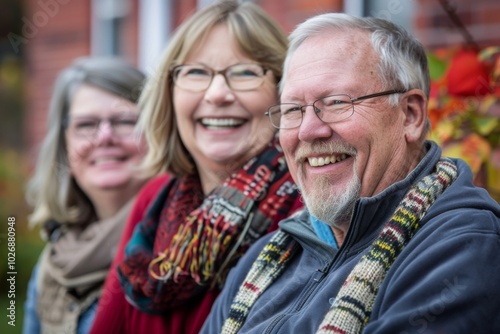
[{"left": 281, "top": 13, "right": 430, "bottom": 108}]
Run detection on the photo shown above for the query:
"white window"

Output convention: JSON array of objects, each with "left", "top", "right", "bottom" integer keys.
[
  {"left": 138, "top": 0, "right": 172, "bottom": 73},
  {"left": 91, "top": 0, "right": 131, "bottom": 56}
]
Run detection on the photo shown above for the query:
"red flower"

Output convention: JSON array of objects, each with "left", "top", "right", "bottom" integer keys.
[{"left": 446, "top": 49, "right": 492, "bottom": 97}]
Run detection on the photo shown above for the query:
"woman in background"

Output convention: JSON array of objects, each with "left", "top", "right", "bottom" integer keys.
[
  {"left": 90, "top": 1, "right": 301, "bottom": 333},
  {"left": 22, "top": 57, "right": 149, "bottom": 334}
]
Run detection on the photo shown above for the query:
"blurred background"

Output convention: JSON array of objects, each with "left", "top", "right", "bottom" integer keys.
[{"left": 0, "top": 0, "right": 499, "bottom": 333}]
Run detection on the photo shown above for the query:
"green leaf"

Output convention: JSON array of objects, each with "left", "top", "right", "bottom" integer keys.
[
  {"left": 473, "top": 116, "right": 499, "bottom": 136},
  {"left": 427, "top": 52, "right": 448, "bottom": 81}
]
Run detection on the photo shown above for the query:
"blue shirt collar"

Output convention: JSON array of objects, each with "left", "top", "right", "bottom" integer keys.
[{"left": 309, "top": 215, "right": 338, "bottom": 249}]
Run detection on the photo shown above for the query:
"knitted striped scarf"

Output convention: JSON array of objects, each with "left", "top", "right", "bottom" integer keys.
[{"left": 222, "top": 158, "right": 458, "bottom": 334}]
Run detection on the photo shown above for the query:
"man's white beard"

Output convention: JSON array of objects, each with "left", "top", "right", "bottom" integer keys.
[{"left": 298, "top": 172, "right": 360, "bottom": 228}]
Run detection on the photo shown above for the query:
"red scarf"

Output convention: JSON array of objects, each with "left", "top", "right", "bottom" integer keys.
[{"left": 117, "top": 139, "right": 300, "bottom": 313}]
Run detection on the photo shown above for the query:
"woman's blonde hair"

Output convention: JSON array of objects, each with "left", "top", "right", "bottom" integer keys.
[
  {"left": 137, "top": 0, "right": 287, "bottom": 177},
  {"left": 26, "top": 57, "right": 146, "bottom": 227}
]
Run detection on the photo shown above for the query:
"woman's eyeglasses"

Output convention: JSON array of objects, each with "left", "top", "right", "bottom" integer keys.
[
  {"left": 171, "top": 63, "right": 269, "bottom": 92},
  {"left": 64, "top": 115, "right": 139, "bottom": 139}
]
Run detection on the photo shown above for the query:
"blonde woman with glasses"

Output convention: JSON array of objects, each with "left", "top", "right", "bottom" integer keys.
[
  {"left": 22, "top": 57, "right": 149, "bottom": 334},
  {"left": 89, "top": 1, "right": 302, "bottom": 333}
]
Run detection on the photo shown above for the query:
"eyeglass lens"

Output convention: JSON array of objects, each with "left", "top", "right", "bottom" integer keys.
[
  {"left": 66, "top": 116, "right": 138, "bottom": 138},
  {"left": 268, "top": 94, "right": 354, "bottom": 129},
  {"left": 172, "top": 63, "right": 266, "bottom": 92}
]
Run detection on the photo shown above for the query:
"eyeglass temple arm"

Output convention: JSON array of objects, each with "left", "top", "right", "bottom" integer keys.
[{"left": 351, "top": 89, "right": 407, "bottom": 102}]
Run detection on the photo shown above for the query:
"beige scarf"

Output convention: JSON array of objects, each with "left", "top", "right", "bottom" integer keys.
[{"left": 36, "top": 198, "right": 134, "bottom": 333}]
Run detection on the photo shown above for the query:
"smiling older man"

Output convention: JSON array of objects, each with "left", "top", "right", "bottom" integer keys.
[{"left": 201, "top": 12, "right": 500, "bottom": 334}]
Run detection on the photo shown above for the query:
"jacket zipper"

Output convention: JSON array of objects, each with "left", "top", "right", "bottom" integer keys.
[
  {"left": 260, "top": 204, "right": 362, "bottom": 334},
  {"left": 262, "top": 262, "right": 331, "bottom": 334}
]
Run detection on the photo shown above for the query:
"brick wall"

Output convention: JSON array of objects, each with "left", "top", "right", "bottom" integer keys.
[
  {"left": 259, "top": 0, "right": 342, "bottom": 33},
  {"left": 23, "top": 0, "right": 91, "bottom": 156},
  {"left": 22, "top": 0, "right": 344, "bottom": 157},
  {"left": 415, "top": 0, "right": 500, "bottom": 49},
  {"left": 119, "top": 0, "right": 140, "bottom": 66},
  {"left": 21, "top": 0, "right": 500, "bottom": 158},
  {"left": 22, "top": 0, "right": 139, "bottom": 157}
]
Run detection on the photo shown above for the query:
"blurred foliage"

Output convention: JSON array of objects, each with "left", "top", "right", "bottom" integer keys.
[
  {"left": 0, "top": 3, "right": 40, "bottom": 332},
  {"left": 0, "top": 56, "right": 25, "bottom": 151},
  {"left": 0, "top": 147, "right": 44, "bottom": 334},
  {"left": 427, "top": 46, "right": 500, "bottom": 202}
]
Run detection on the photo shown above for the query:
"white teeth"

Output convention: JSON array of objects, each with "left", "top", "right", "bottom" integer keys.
[
  {"left": 308, "top": 154, "right": 348, "bottom": 167},
  {"left": 201, "top": 118, "right": 244, "bottom": 128}
]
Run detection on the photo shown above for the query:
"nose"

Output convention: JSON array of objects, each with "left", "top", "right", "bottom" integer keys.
[
  {"left": 204, "top": 73, "right": 235, "bottom": 105},
  {"left": 94, "top": 120, "right": 115, "bottom": 143},
  {"left": 298, "top": 105, "right": 332, "bottom": 142}
]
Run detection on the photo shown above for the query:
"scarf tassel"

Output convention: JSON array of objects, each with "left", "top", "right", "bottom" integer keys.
[{"left": 149, "top": 208, "right": 246, "bottom": 286}]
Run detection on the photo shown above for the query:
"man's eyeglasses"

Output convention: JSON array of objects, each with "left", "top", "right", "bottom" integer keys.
[
  {"left": 171, "top": 63, "right": 269, "bottom": 92},
  {"left": 266, "top": 89, "right": 407, "bottom": 129},
  {"left": 64, "top": 115, "right": 139, "bottom": 139}
]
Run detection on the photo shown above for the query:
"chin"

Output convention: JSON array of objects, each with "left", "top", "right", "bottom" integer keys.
[
  {"left": 91, "top": 175, "right": 135, "bottom": 191},
  {"left": 300, "top": 173, "right": 360, "bottom": 225},
  {"left": 204, "top": 148, "right": 248, "bottom": 165}
]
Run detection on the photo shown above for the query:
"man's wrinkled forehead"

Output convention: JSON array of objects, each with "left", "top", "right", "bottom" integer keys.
[{"left": 281, "top": 30, "right": 377, "bottom": 99}]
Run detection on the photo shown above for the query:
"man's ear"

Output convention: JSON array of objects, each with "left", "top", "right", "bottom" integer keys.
[{"left": 402, "top": 89, "right": 427, "bottom": 143}]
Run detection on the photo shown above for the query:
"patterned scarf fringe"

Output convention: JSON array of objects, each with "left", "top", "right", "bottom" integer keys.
[
  {"left": 149, "top": 206, "right": 253, "bottom": 287},
  {"left": 147, "top": 141, "right": 296, "bottom": 288},
  {"left": 118, "top": 137, "right": 300, "bottom": 313},
  {"left": 222, "top": 158, "right": 458, "bottom": 334}
]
